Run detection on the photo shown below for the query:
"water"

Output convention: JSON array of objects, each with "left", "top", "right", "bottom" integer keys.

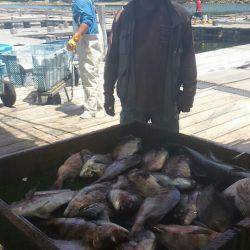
[{"left": 1, "top": 2, "right": 250, "bottom": 14}]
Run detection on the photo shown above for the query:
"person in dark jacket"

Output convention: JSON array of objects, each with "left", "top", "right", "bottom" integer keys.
[{"left": 104, "top": 0, "right": 197, "bottom": 132}]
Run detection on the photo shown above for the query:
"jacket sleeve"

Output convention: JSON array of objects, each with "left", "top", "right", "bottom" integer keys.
[
  {"left": 180, "top": 17, "right": 197, "bottom": 97},
  {"left": 104, "top": 11, "right": 121, "bottom": 97}
]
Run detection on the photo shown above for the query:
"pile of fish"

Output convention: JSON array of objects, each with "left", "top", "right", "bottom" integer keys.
[{"left": 10, "top": 135, "right": 250, "bottom": 250}]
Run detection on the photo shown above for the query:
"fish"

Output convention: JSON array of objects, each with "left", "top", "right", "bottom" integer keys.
[
  {"left": 180, "top": 146, "right": 250, "bottom": 188},
  {"left": 223, "top": 178, "right": 250, "bottom": 217},
  {"left": 112, "top": 175, "right": 130, "bottom": 190},
  {"left": 128, "top": 170, "right": 162, "bottom": 197},
  {"left": 96, "top": 155, "right": 141, "bottom": 183},
  {"left": 163, "top": 155, "right": 191, "bottom": 179},
  {"left": 54, "top": 149, "right": 91, "bottom": 188},
  {"left": 46, "top": 218, "right": 129, "bottom": 249},
  {"left": 174, "top": 191, "right": 199, "bottom": 225},
  {"left": 52, "top": 239, "right": 94, "bottom": 250},
  {"left": 78, "top": 202, "right": 110, "bottom": 221},
  {"left": 80, "top": 161, "right": 107, "bottom": 179},
  {"left": 108, "top": 189, "right": 141, "bottom": 214},
  {"left": 153, "top": 224, "right": 217, "bottom": 250},
  {"left": 113, "top": 135, "right": 142, "bottom": 160},
  {"left": 143, "top": 149, "right": 169, "bottom": 172},
  {"left": 131, "top": 187, "right": 180, "bottom": 236},
  {"left": 197, "top": 185, "right": 237, "bottom": 232},
  {"left": 11, "top": 189, "right": 76, "bottom": 218},
  {"left": 90, "top": 154, "right": 113, "bottom": 165},
  {"left": 64, "top": 182, "right": 111, "bottom": 217},
  {"left": 152, "top": 173, "right": 196, "bottom": 191},
  {"left": 118, "top": 230, "right": 156, "bottom": 250}
]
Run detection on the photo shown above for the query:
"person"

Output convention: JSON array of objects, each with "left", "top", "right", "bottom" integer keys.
[
  {"left": 67, "top": 0, "right": 105, "bottom": 119},
  {"left": 195, "top": 0, "right": 203, "bottom": 19},
  {"left": 104, "top": 0, "right": 197, "bottom": 132}
]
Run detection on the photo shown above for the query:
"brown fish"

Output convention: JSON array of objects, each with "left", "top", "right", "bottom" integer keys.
[
  {"left": 118, "top": 230, "right": 156, "bottom": 250},
  {"left": 153, "top": 224, "right": 217, "bottom": 250},
  {"left": 143, "top": 149, "right": 168, "bottom": 172},
  {"left": 96, "top": 155, "right": 141, "bottom": 183},
  {"left": 131, "top": 187, "right": 180, "bottom": 236},
  {"left": 113, "top": 136, "right": 142, "bottom": 160},
  {"left": 46, "top": 218, "right": 128, "bottom": 249},
  {"left": 112, "top": 176, "right": 130, "bottom": 190},
  {"left": 54, "top": 149, "right": 91, "bottom": 188},
  {"left": 108, "top": 189, "right": 141, "bottom": 214},
  {"left": 64, "top": 183, "right": 111, "bottom": 217},
  {"left": 163, "top": 155, "right": 191, "bottom": 179},
  {"left": 11, "top": 189, "right": 76, "bottom": 218},
  {"left": 223, "top": 178, "right": 250, "bottom": 217},
  {"left": 128, "top": 170, "right": 162, "bottom": 197}
]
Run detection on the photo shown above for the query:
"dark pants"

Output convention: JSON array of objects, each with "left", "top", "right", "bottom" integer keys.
[{"left": 120, "top": 109, "right": 179, "bottom": 133}]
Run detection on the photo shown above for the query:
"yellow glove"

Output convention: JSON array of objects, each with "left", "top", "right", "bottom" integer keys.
[{"left": 67, "top": 39, "right": 77, "bottom": 52}]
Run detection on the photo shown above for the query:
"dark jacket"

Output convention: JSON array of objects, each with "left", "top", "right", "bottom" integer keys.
[{"left": 104, "top": 0, "right": 197, "bottom": 120}]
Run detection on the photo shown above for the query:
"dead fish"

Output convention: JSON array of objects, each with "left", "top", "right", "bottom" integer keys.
[
  {"left": 128, "top": 170, "right": 162, "bottom": 197},
  {"left": 163, "top": 155, "right": 191, "bottom": 179},
  {"left": 78, "top": 202, "right": 110, "bottom": 221},
  {"left": 223, "top": 178, "right": 250, "bottom": 217},
  {"left": 113, "top": 135, "right": 142, "bottom": 160},
  {"left": 46, "top": 218, "right": 128, "bottom": 249},
  {"left": 153, "top": 224, "right": 217, "bottom": 250},
  {"left": 54, "top": 149, "right": 91, "bottom": 188},
  {"left": 96, "top": 155, "right": 141, "bottom": 183},
  {"left": 143, "top": 149, "right": 169, "bottom": 172},
  {"left": 118, "top": 230, "right": 156, "bottom": 250},
  {"left": 112, "top": 175, "right": 130, "bottom": 190},
  {"left": 64, "top": 183, "right": 111, "bottom": 217},
  {"left": 174, "top": 191, "right": 199, "bottom": 225},
  {"left": 52, "top": 239, "right": 94, "bottom": 250},
  {"left": 152, "top": 173, "right": 196, "bottom": 191},
  {"left": 11, "top": 189, "right": 76, "bottom": 218},
  {"left": 108, "top": 189, "right": 141, "bottom": 214},
  {"left": 131, "top": 187, "right": 180, "bottom": 236},
  {"left": 80, "top": 161, "right": 107, "bottom": 179},
  {"left": 197, "top": 185, "right": 236, "bottom": 232},
  {"left": 180, "top": 146, "right": 250, "bottom": 188},
  {"left": 90, "top": 154, "right": 113, "bottom": 164}
]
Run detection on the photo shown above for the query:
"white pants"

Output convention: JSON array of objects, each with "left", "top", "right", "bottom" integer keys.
[{"left": 76, "top": 23, "right": 105, "bottom": 114}]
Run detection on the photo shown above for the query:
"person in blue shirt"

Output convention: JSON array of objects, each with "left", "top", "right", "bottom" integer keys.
[{"left": 67, "top": 0, "right": 105, "bottom": 119}]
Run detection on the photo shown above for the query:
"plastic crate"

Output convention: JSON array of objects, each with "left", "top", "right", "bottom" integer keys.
[
  {"left": 0, "top": 63, "right": 5, "bottom": 95},
  {"left": 32, "top": 45, "right": 71, "bottom": 92}
]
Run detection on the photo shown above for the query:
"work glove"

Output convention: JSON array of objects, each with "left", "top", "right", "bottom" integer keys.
[
  {"left": 104, "top": 95, "right": 115, "bottom": 116},
  {"left": 177, "top": 90, "right": 195, "bottom": 113},
  {"left": 67, "top": 33, "right": 80, "bottom": 52}
]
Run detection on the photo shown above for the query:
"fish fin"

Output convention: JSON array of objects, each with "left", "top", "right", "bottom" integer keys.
[{"left": 25, "top": 187, "right": 38, "bottom": 200}]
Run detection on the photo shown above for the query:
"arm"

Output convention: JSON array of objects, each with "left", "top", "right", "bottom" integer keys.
[{"left": 178, "top": 17, "right": 197, "bottom": 112}]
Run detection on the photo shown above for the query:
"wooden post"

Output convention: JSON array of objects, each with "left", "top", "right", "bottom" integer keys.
[{"left": 96, "top": 5, "right": 108, "bottom": 56}]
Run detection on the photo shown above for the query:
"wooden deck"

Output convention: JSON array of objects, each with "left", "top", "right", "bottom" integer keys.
[{"left": 0, "top": 44, "right": 249, "bottom": 157}]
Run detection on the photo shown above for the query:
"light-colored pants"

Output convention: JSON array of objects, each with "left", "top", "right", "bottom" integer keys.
[{"left": 76, "top": 24, "right": 104, "bottom": 114}]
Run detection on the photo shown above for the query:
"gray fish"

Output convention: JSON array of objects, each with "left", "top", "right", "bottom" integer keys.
[
  {"left": 118, "top": 230, "right": 156, "bottom": 250},
  {"left": 112, "top": 175, "right": 130, "bottom": 190},
  {"left": 52, "top": 239, "right": 94, "bottom": 250},
  {"left": 128, "top": 170, "right": 162, "bottom": 197},
  {"left": 54, "top": 149, "right": 91, "bottom": 188},
  {"left": 96, "top": 155, "right": 141, "bottom": 183},
  {"left": 152, "top": 173, "right": 196, "bottom": 191},
  {"left": 131, "top": 187, "right": 180, "bottom": 236},
  {"left": 143, "top": 149, "right": 169, "bottom": 172},
  {"left": 153, "top": 224, "right": 217, "bottom": 250},
  {"left": 113, "top": 136, "right": 142, "bottom": 160},
  {"left": 197, "top": 185, "right": 236, "bottom": 232},
  {"left": 174, "top": 191, "right": 199, "bottom": 225},
  {"left": 163, "top": 155, "right": 191, "bottom": 179},
  {"left": 11, "top": 189, "right": 76, "bottom": 218},
  {"left": 108, "top": 189, "right": 141, "bottom": 214},
  {"left": 78, "top": 202, "right": 110, "bottom": 221},
  {"left": 64, "top": 183, "right": 111, "bottom": 217},
  {"left": 46, "top": 218, "right": 129, "bottom": 249},
  {"left": 223, "top": 178, "right": 250, "bottom": 217},
  {"left": 90, "top": 154, "right": 113, "bottom": 164}
]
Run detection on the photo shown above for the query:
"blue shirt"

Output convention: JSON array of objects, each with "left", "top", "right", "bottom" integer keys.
[{"left": 72, "top": 0, "right": 98, "bottom": 34}]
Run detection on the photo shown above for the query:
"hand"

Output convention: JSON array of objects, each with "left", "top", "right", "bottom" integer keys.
[
  {"left": 177, "top": 90, "right": 195, "bottom": 113},
  {"left": 67, "top": 39, "right": 77, "bottom": 52},
  {"left": 104, "top": 95, "right": 115, "bottom": 116}
]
